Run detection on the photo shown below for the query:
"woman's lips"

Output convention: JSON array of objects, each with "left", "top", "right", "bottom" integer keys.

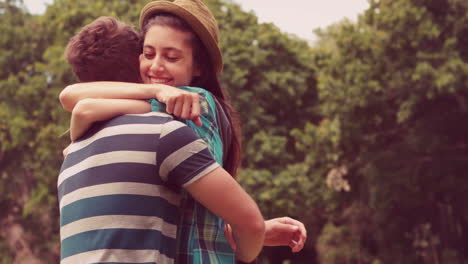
[{"left": 149, "top": 77, "right": 172, "bottom": 85}]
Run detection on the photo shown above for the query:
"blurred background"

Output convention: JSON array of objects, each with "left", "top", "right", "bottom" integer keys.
[{"left": 1, "top": 0, "right": 467, "bottom": 263}]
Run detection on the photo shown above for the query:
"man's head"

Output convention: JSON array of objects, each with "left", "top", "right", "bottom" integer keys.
[{"left": 65, "top": 16, "right": 142, "bottom": 83}]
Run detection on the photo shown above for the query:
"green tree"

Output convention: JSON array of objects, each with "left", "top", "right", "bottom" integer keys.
[
  {"left": 309, "top": 0, "right": 468, "bottom": 263},
  {"left": 1, "top": 1, "right": 65, "bottom": 262},
  {"left": 0, "top": 0, "right": 149, "bottom": 262}
]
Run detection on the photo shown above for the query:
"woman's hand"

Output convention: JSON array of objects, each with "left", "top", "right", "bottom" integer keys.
[
  {"left": 225, "top": 216, "right": 307, "bottom": 253},
  {"left": 263, "top": 217, "right": 307, "bottom": 252},
  {"left": 155, "top": 86, "right": 202, "bottom": 126}
]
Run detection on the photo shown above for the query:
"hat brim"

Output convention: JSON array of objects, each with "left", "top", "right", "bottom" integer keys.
[{"left": 139, "top": 1, "right": 223, "bottom": 73}]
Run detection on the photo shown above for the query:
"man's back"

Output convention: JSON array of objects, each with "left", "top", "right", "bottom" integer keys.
[{"left": 58, "top": 112, "right": 219, "bottom": 264}]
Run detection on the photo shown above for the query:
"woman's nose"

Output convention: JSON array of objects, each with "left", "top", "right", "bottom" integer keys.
[{"left": 150, "top": 58, "right": 164, "bottom": 72}]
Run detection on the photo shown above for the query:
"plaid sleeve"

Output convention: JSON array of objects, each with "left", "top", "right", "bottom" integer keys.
[
  {"left": 147, "top": 98, "right": 166, "bottom": 113},
  {"left": 175, "top": 86, "right": 224, "bottom": 165}
]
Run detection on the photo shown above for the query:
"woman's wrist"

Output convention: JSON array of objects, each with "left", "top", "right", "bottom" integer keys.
[
  {"left": 141, "top": 84, "right": 157, "bottom": 99},
  {"left": 148, "top": 83, "right": 168, "bottom": 101}
]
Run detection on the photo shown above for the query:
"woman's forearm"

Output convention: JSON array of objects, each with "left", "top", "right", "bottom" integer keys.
[
  {"left": 59, "top": 82, "right": 161, "bottom": 111},
  {"left": 70, "top": 98, "right": 151, "bottom": 141}
]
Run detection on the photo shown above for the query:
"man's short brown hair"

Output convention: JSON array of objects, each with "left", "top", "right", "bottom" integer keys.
[{"left": 65, "top": 16, "right": 142, "bottom": 83}]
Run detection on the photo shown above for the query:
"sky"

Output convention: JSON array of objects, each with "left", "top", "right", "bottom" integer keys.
[
  {"left": 234, "top": 0, "right": 369, "bottom": 42},
  {"left": 23, "top": 0, "right": 369, "bottom": 42}
]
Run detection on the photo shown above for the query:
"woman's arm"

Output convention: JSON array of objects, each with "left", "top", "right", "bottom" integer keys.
[
  {"left": 60, "top": 82, "right": 156, "bottom": 111},
  {"left": 60, "top": 82, "right": 201, "bottom": 123},
  {"left": 185, "top": 167, "right": 265, "bottom": 262},
  {"left": 225, "top": 217, "right": 307, "bottom": 253},
  {"left": 70, "top": 98, "right": 151, "bottom": 141}
]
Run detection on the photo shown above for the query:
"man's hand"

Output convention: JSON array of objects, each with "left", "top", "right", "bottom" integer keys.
[
  {"left": 264, "top": 217, "right": 307, "bottom": 252},
  {"left": 155, "top": 86, "right": 202, "bottom": 126},
  {"left": 225, "top": 217, "right": 307, "bottom": 253}
]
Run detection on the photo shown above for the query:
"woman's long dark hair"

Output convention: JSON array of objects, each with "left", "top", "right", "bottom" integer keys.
[{"left": 142, "top": 14, "right": 242, "bottom": 177}]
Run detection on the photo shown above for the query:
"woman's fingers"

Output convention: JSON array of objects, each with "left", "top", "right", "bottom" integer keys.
[
  {"left": 164, "top": 92, "right": 201, "bottom": 126},
  {"left": 189, "top": 94, "right": 202, "bottom": 126},
  {"left": 263, "top": 217, "right": 307, "bottom": 252}
]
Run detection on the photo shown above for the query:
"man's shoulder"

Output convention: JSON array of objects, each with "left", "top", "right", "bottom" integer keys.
[
  {"left": 99, "top": 112, "right": 175, "bottom": 128},
  {"left": 61, "top": 113, "right": 187, "bottom": 171},
  {"left": 76, "top": 112, "right": 179, "bottom": 141},
  {"left": 111, "top": 112, "right": 174, "bottom": 122},
  {"left": 110, "top": 113, "right": 196, "bottom": 143}
]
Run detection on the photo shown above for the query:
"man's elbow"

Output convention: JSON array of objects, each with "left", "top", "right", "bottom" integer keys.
[
  {"left": 248, "top": 213, "right": 265, "bottom": 237},
  {"left": 232, "top": 210, "right": 265, "bottom": 262},
  {"left": 236, "top": 209, "right": 265, "bottom": 237}
]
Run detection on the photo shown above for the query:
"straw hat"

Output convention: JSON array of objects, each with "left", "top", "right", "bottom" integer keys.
[{"left": 139, "top": 0, "right": 223, "bottom": 73}]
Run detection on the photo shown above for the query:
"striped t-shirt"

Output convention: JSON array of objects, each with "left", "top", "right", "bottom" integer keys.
[{"left": 58, "top": 112, "right": 219, "bottom": 264}]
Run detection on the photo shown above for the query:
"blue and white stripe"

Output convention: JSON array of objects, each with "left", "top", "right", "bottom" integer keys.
[{"left": 58, "top": 113, "right": 218, "bottom": 264}]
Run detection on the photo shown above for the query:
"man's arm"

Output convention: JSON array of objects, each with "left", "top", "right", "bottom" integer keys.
[
  {"left": 70, "top": 98, "right": 151, "bottom": 141},
  {"left": 160, "top": 122, "right": 264, "bottom": 262},
  {"left": 185, "top": 167, "right": 265, "bottom": 263}
]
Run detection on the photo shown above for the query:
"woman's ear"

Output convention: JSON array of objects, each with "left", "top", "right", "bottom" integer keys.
[{"left": 193, "top": 64, "right": 201, "bottom": 77}]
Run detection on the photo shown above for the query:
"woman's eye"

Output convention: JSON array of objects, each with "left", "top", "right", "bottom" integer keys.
[
  {"left": 166, "top": 56, "right": 178, "bottom": 62},
  {"left": 144, "top": 53, "right": 155, "bottom": 59}
]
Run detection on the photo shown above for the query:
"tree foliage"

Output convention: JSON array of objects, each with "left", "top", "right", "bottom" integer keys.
[{"left": 310, "top": 0, "right": 468, "bottom": 263}]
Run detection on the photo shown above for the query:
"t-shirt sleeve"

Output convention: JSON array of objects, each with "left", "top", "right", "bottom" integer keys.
[{"left": 156, "top": 120, "right": 220, "bottom": 187}]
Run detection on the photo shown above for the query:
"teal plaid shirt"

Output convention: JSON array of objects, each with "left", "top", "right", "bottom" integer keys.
[{"left": 148, "top": 86, "right": 235, "bottom": 264}]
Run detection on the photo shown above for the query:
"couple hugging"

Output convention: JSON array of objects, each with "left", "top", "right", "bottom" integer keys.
[{"left": 58, "top": 0, "right": 306, "bottom": 263}]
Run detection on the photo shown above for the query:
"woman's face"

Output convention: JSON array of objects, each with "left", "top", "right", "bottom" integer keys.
[{"left": 139, "top": 25, "right": 200, "bottom": 87}]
